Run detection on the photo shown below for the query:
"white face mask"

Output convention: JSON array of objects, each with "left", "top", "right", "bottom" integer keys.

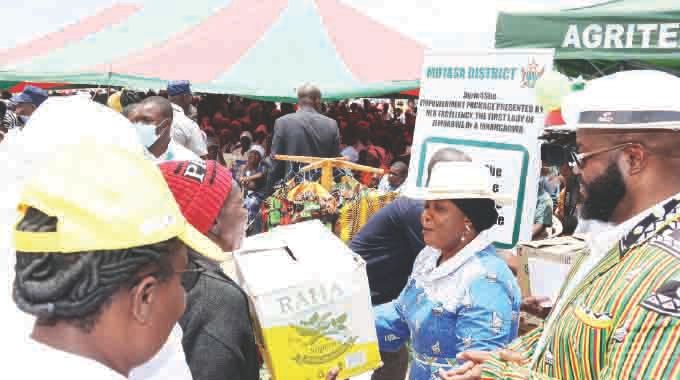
[
  {"left": 130, "top": 120, "right": 172, "bottom": 159},
  {"left": 131, "top": 122, "right": 160, "bottom": 148}
]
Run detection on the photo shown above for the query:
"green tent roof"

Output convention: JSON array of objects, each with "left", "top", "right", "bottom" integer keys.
[{"left": 495, "top": 0, "right": 680, "bottom": 77}]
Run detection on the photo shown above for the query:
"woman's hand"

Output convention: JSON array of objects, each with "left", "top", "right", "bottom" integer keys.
[{"left": 325, "top": 368, "right": 348, "bottom": 380}]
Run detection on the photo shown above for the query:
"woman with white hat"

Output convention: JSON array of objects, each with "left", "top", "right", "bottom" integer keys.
[{"left": 372, "top": 150, "right": 522, "bottom": 380}]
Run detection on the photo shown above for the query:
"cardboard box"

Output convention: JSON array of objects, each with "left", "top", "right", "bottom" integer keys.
[
  {"left": 517, "top": 235, "right": 586, "bottom": 304},
  {"left": 233, "top": 220, "right": 381, "bottom": 380}
]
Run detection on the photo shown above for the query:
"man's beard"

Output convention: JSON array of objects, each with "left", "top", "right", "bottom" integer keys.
[{"left": 580, "top": 162, "right": 626, "bottom": 222}]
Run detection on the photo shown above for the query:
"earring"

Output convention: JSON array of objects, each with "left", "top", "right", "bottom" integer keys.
[{"left": 466, "top": 224, "right": 472, "bottom": 232}]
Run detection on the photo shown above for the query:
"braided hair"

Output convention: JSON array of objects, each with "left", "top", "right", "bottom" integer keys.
[
  {"left": 119, "top": 89, "right": 142, "bottom": 108},
  {"left": 13, "top": 207, "right": 178, "bottom": 332}
]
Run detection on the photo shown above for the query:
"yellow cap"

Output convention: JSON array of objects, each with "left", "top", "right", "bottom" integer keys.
[
  {"left": 13, "top": 140, "right": 225, "bottom": 261},
  {"left": 107, "top": 91, "right": 122, "bottom": 113}
]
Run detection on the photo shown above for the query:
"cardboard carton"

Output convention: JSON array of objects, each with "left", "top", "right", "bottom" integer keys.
[
  {"left": 517, "top": 235, "right": 586, "bottom": 304},
  {"left": 233, "top": 220, "right": 381, "bottom": 380}
]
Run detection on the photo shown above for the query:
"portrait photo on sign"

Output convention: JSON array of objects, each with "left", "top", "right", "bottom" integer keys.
[{"left": 406, "top": 141, "right": 529, "bottom": 249}]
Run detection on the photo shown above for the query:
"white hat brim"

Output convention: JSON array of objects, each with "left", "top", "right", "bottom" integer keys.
[{"left": 403, "top": 187, "right": 513, "bottom": 206}]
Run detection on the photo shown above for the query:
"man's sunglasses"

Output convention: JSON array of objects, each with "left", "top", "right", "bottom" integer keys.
[{"left": 570, "top": 142, "right": 634, "bottom": 169}]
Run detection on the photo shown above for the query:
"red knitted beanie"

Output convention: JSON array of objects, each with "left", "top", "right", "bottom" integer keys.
[{"left": 159, "top": 160, "right": 233, "bottom": 234}]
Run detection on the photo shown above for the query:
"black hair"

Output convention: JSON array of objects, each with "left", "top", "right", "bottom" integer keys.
[
  {"left": 13, "top": 208, "right": 178, "bottom": 333},
  {"left": 141, "top": 96, "right": 173, "bottom": 120},
  {"left": 451, "top": 198, "right": 499, "bottom": 232},
  {"left": 0, "top": 101, "right": 6, "bottom": 121},
  {"left": 93, "top": 93, "right": 108, "bottom": 105},
  {"left": 120, "top": 89, "right": 142, "bottom": 108}
]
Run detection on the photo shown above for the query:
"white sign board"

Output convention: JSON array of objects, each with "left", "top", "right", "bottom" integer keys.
[{"left": 407, "top": 49, "right": 555, "bottom": 249}]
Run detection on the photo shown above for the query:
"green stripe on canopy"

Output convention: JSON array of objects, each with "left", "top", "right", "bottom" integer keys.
[
  {"left": 0, "top": 71, "right": 169, "bottom": 89},
  {"left": 209, "top": 0, "right": 358, "bottom": 99}
]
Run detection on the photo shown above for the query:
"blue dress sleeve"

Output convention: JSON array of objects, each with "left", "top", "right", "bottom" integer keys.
[
  {"left": 374, "top": 300, "right": 410, "bottom": 352},
  {"left": 454, "top": 275, "right": 519, "bottom": 353}
]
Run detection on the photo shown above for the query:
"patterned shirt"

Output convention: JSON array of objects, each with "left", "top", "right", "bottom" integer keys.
[
  {"left": 3, "top": 110, "right": 22, "bottom": 129},
  {"left": 482, "top": 194, "right": 680, "bottom": 380},
  {"left": 375, "top": 231, "right": 522, "bottom": 380}
]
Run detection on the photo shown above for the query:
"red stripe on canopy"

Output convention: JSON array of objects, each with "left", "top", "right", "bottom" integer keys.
[
  {"left": 316, "top": 0, "right": 424, "bottom": 83},
  {"left": 401, "top": 88, "right": 420, "bottom": 97},
  {"left": 0, "top": 3, "right": 140, "bottom": 66},
  {"left": 8, "top": 82, "right": 65, "bottom": 93},
  {"left": 100, "top": 0, "right": 288, "bottom": 82}
]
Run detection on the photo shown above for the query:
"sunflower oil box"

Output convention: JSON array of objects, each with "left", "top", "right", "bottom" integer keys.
[
  {"left": 233, "top": 220, "right": 382, "bottom": 380},
  {"left": 517, "top": 235, "right": 586, "bottom": 304}
]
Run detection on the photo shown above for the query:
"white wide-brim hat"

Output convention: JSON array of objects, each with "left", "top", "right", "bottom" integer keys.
[
  {"left": 403, "top": 161, "right": 513, "bottom": 206},
  {"left": 552, "top": 70, "right": 680, "bottom": 132}
]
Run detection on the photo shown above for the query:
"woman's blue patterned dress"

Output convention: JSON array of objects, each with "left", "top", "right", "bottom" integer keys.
[{"left": 374, "top": 232, "right": 522, "bottom": 380}]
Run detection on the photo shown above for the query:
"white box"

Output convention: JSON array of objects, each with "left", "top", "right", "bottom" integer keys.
[
  {"left": 233, "top": 220, "right": 382, "bottom": 380},
  {"left": 517, "top": 235, "right": 586, "bottom": 305}
]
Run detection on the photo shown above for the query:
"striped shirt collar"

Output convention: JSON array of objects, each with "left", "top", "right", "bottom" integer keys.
[{"left": 619, "top": 193, "right": 680, "bottom": 257}]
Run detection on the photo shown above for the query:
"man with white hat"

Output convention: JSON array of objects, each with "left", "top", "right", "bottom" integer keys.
[{"left": 442, "top": 70, "right": 680, "bottom": 380}]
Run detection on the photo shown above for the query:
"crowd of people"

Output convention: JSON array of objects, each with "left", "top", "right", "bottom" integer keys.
[
  {"left": 2, "top": 69, "right": 680, "bottom": 380},
  {"left": 1, "top": 83, "right": 416, "bottom": 170},
  {"left": 1, "top": 82, "right": 416, "bottom": 232}
]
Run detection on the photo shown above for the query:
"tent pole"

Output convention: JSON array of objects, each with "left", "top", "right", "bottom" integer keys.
[
  {"left": 599, "top": 61, "right": 621, "bottom": 75},
  {"left": 587, "top": 60, "right": 605, "bottom": 77},
  {"left": 107, "top": 64, "right": 113, "bottom": 96}
]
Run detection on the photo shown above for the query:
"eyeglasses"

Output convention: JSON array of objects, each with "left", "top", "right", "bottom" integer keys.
[
  {"left": 130, "top": 265, "right": 206, "bottom": 290},
  {"left": 179, "top": 265, "right": 207, "bottom": 291},
  {"left": 176, "top": 267, "right": 206, "bottom": 276},
  {"left": 570, "top": 142, "right": 634, "bottom": 169}
]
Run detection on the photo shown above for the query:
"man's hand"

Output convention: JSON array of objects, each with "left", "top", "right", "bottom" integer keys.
[
  {"left": 438, "top": 360, "right": 481, "bottom": 380},
  {"left": 438, "top": 350, "right": 525, "bottom": 380},
  {"left": 458, "top": 350, "right": 494, "bottom": 364},
  {"left": 521, "top": 296, "right": 552, "bottom": 319},
  {"left": 497, "top": 350, "right": 527, "bottom": 364},
  {"left": 437, "top": 351, "right": 491, "bottom": 380}
]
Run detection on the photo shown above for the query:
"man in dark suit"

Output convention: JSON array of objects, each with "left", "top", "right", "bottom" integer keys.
[{"left": 268, "top": 84, "right": 341, "bottom": 187}]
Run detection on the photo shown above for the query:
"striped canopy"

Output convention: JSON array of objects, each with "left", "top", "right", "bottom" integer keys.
[{"left": 0, "top": 0, "right": 424, "bottom": 101}]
